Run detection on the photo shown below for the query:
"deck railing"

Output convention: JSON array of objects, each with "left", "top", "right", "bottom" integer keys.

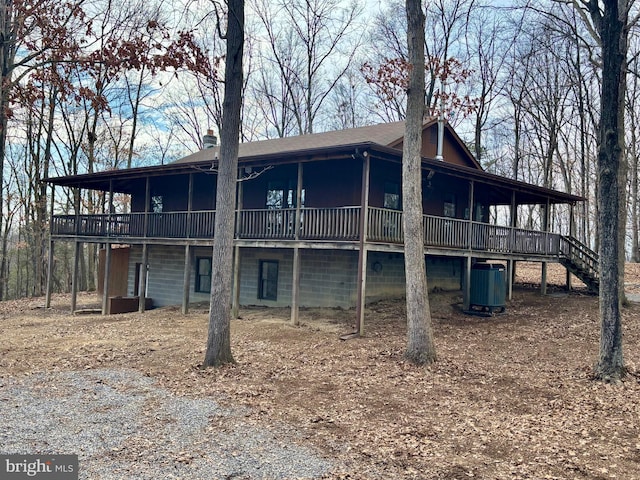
[
  {"left": 237, "top": 209, "right": 296, "bottom": 239},
  {"left": 368, "top": 207, "right": 403, "bottom": 243},
  {"left": 301, "top": 207, "right": 360, "bottom": 240},
  {"left": 51, "top": 207, "right": 561, "bottom": 257}
]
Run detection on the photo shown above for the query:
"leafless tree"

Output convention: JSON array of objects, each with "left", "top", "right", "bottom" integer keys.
[
  {"left": 252, "top": 0, "right": 362, "bottom": 136},
  {"left": 403, "top": 0, "right": 436, "bottom": 365},
  {"left": 204, "top": 0, "right": 244, "bottom": 367},
  {"left": 562, "top": 0, "right": 636, "bottom": 380}
]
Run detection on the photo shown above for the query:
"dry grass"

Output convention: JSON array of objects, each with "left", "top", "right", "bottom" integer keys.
[{"left": 1, "top": 262, "right": 640, "bottom": 478}]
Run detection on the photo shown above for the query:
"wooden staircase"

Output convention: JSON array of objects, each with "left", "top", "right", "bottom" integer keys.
[{"left": 559, "top": 236, "right": 599, "bottom": 293}]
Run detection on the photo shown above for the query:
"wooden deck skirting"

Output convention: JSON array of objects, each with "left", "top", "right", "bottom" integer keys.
[{"left": 51, "top": 207, "right": 563, "bottom": 257}]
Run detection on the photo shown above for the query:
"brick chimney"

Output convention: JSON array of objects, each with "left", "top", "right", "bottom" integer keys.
[{"left": 203, "top": 129, "right": 217, "bottom": 149}]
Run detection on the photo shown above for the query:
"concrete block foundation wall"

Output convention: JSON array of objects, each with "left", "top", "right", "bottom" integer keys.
[
  {"left": 126, "top": 245, "right": 463, "bottom": 308},
  {"left": 239, "top": 248, "right": 359, "bottom": 308}
]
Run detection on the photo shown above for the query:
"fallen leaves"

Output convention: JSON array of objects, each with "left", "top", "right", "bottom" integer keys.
[{"left": 1, "top": 264, "right": 640, "bottom": 478}]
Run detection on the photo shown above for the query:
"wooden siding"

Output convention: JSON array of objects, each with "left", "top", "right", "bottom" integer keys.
[
  {"left": 124, "top": 157, "right": 485, "bottom": 222},
  {"left": 303, "top": 160, "right": 361, "bottom": 207},
  {"left": 390, "top": 123, "right": 477, "bottom": 168},
  {"left": 97, "top": 246, "right": 129, "bottom": 296}
]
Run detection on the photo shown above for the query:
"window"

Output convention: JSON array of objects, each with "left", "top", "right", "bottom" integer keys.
[
  {"left": 195, "top": 257, "right": 212, "bottom": 293},
  {"left": 151, "top": 195, "right": 163, "bottom": 213},
  {"left": 444, "top": 194, "right": 456, "bottom": 218},
  {"left": 266, "top": 180, "right": 304, "bottom": 209},
  {"left": 258, "top": 260, "right": 278, "bottom": 300},
  {"left": 134, "top": 263, "right": 141, "bottom": 296},
  {"left": 384, "top": 182, "right": 401, "bottom": 210},
  {"left": 474, "top": 203, "right": 485, "bottom": 222},
  {"left": 266, "top": 180, "right": 305, "bottom": 236}
]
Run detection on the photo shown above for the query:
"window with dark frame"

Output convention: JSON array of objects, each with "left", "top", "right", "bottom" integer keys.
[
  {"left": 266, "top": 180, "right": 304, "bottom": 209},
  {"left": 258, "top": 260, "right": 278, "bottom": 301},
  {"left": 444, "top": 193, "right": 456, "bottom": 218},
  {"left": 151, "top": 195, "right": 163, "bottom": 213},
  {"left": 195, "top": 257, "right": 212, "bottom": 293},
  {"left": 384, "top": 182, "right": 401, "bottom": 210}
]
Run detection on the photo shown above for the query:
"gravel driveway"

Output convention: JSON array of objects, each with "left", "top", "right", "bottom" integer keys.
[{"left": 0, "top": 369, "right": 336, "bottom": 479}]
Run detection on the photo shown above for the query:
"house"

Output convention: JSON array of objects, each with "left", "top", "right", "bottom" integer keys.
[{"left": 44, "top": 120, "right": 597, "bottom": 330}]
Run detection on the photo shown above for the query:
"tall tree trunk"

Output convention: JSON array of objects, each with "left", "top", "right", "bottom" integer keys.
[
  {"left": 630, "top": 113, "right": 639, "bottom": 262},
  {"left": 0, "top": 0, "right": 13, "bottom": 302},
  {"left": 204, "top": 0, "right": 244, "bottom": 367},
  {"left": 403, "top": 0, "right": 435, "bottom": 365},
  {"left": 593, "top": 0, "right": 626, "bottom": 380}
]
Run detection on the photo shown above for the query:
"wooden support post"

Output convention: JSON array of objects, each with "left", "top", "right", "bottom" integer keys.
[
  {"left": 464, "top": 255, "right": 472, "bottom": 311},
  {"left": 541, "top": 199, "right": 550, "bottom": 295},
  {"left": 463, "top": 181, "right": 475, "bottom": 310},
  {"left": 45, "top": 184, "right": 55, "bottom": 308},
  {"left": 45, "top": 240, "right": 54, "bottom": 308},
  {"left": 508, "top": 191, "right": 516, "bottom": 301},
  {"left": 182, "top": 244, "right": 191, "bottom": 315},
  {"left": 232, "top": 178, "right": 244, "bottom": 319},
  {"left": 291, "top": 162, "right": 303, "bottom": 325},
  {"left": 232, "top": 246, "right": 241, "bottom": 319},
  {"left": 566, "top": 203, "right": 575, "bottom": 292},
  {"left": 102, "top": 243, "right": 112, "bottom": 315},
  {"left": 138, "top": 243, "right": 149, "bottom": 312},
  {"left": 291, "top": 247, "right": 301, "bottom": 325},
  {"left": 468, "top": 180, "right": 475, "bottom": 242},
  {"left": 507, "top": 259, "right": 514, "bottom": 301},
  {"left": 143, "top": 177, "right": 151, "bottom": 237},
  {"left": 108, "top": 180, "right": 114, "bottom": 214},
  {"left": 186, "top": 173, "right": 193, "bottom": 238},
  {"left": 355, "top": 154, "right": 371, "bottom": 334},
  {"left": 71, "top": 241, "right": 80, "bottom": 313}
]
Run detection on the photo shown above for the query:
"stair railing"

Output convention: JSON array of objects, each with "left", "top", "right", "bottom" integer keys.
[{"left": 559, "top": 235, "right": 599, "bottom": 284}]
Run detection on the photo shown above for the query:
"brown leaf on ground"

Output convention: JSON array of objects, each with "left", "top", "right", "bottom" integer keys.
[{"left": 2, "top": 262, "right": 640, "bottom": 478}]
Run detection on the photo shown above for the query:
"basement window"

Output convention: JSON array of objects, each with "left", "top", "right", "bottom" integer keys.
[
  {"left": 195, "top": 257, "right": 212, "bottom": 293},
  {"left": 258, "top": 260, "right": 278, "bottom": 301}
]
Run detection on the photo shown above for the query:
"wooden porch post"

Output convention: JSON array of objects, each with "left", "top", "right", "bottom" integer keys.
[
  {"left": 144, "top": 177, "right": 151, "bottom": 237},
  {"left": 291, "top": 162, "right": 303, "bottom": 325},
  {"left": 108, "top": 180, "right": 114, "bottom": 213},
  {"left": 541, "top": 198, "right": 551, "bottom": 295},
  {"left": 355, "top": 154, "right": 371, "bottom": 334},
  {"left": 232, "top": 247, "right": 242, "bottom": 318},
  {"left": 232, "top": 179, "right": 244, "bottom": 319},
  {"left": 45, "top": 184, "right": 55, "bottom": 308},
  {"left": 71, "top": 241, "right": 80, "bottom": 313},
  {"left": 70, "top": 188, "right": 82, "bottom": 312},
  {"left": 567, "top": 203, "right": 575, "bottom": 291},
  {"left": 181, "top": 172, "right": 195, "bottom": 315},
  {"left": 138, "top": 243, "right": 149, "bottom": 312},
  {"left": 508, "top": 190, "right": 517, "bottom": 300},
  {"left": 182, "top": 244, "right": 191, "bottom": 315},
  {"left": 186, "top": 173, "right": 194, "bottom": 238},
  {"left": 463, "top": 180, "right": 475, "bottom": 310},
  {"left": 102, "top": 242, "right": 112, "bottom": 315}
]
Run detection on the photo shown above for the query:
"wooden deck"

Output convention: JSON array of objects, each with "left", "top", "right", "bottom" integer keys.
[{"left": 51, "top": 207, "right": 562, "bottom": 258}]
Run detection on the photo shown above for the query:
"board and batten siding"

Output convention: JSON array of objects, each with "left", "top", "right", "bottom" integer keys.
[{"left": 127, "top": 245, "right": 463, "bottom": 308}]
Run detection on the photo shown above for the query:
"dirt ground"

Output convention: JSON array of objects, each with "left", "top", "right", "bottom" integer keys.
[{"left": 2, "top": 262, "right": 640, "bottom": 479}]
